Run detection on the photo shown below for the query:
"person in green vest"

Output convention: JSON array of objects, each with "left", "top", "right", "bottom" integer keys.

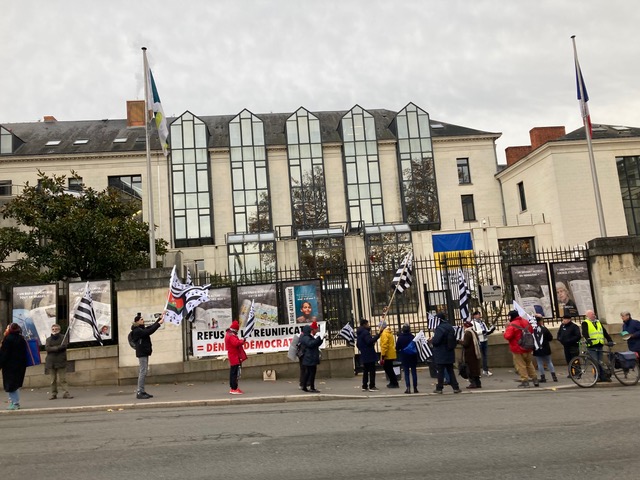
[{"left": 581, "top": 310, "right": 613, "bottom": 382}]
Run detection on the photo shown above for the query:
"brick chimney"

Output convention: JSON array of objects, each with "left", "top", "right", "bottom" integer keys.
[
  {"left": 505, "top": 146, "right": 533, "bottom": 166},
  {"left": 126, "top": 100, "right": 146, "bottom": 127},
  {"left": 529, "top": 126, "right": 566, "bottom": 150},
  {"left": 43, "top": 115, "right": 57, "bottom": 122}
]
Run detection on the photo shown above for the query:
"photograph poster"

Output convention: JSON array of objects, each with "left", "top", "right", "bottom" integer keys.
[
  {"left": 510, "top": 264, "right": 552, "bottom": 317},
  {"left": 283, "top": 280, "right": 323, "bottom": 324},
  {"left": 68, "top": 280, "right": 112, "bottom": 343},
  {"left": 551, "top": 261, "right": 594, "bottom": 316},
  {"left": 192, "top": 287, "right": 233, "bottom": 331},
  {"left": 12, "top": 284, "right": 58, "bottom": 344},
  {"left": 237, "top": 283, "right": 279, "bottom": 328}
]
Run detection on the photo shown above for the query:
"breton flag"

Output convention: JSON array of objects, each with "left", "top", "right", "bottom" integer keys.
[
  {"left": 414, "top": 330, "right": 433, "bottom": 362},
  {"left": 243, "top": 300, "right": 257, "bottom": 338},
  {"left": 453, "top": 325, "right": 465, "bottom": 341},
  {"left": 165, "top": 266, "right": 211, "bottom": 325},
  {"left": 338, "top": 322, "right": 356, "bottom": 345},
  {"left": 458, "top": 269, "right": 470, "bottom": 321},
  {"left": 391, "top": 251, "right": 413, "bottom": 293},
  {"left": 145, "top": 61, "right": 170, "bottom": 156},
  {"left": 73, "top": 282, "right": 103, "bottom": 345},
  {"left": 512, "top": 300, "right": 541, "bottom": 350},
  {"left": 427, "top": 312, "right": 440, "bottom": 331},
  {"left": 572, "top": 37, "right": 592, "bottom": 139}
]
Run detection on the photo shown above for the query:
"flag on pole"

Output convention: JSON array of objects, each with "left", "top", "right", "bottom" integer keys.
[
  {"left": 427, "top": 312, "right": 440, "bottom": 331},
  {"left": 512, "top": 300, "right": 541, "bottom": 350},
  {"left": 458, "top": 269, "right": 470, "bottom": 321},
  {"left": 573, "top": 40, "right": 592, "bottom": 139},
  {"left": 453, "top": 325, "right": 465, "bottom": 341},
  {"left": 414, "top": 330, "right": 433, "bottom": 362},
  {"left": 73, "top": 282, "right": 103, "bottom": 345},
  {"left": 243, "top": 300, "right": 256, "bottom": 338},
  {"left": 146, "top": 66, "right": 169, "bottom": 156},
  {"left": 391, "top": 251, "right": 413, "bottom": 293},
  {"left": 165, "top": 266, "right": 211, "bottom": 325},
  {"left": 338, "top": 322, "right": 356, "bottom": 345}
]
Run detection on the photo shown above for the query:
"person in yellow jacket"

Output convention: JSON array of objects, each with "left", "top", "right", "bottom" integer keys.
[
  {"left": 379, "top": 320, "right": 399, "bottom": 388},
  {"left": 581, "top": 309, "right": 613, "bottom": 382}
]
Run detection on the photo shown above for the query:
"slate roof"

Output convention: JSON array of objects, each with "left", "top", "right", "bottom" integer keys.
[
  {"left": 0, "top": 108, "right": 499, "bottom": 157},
  {"left": 557, "top": 124, "right": 640, "bottom": 142}
]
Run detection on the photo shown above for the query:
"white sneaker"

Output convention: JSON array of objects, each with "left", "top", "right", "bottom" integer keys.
[{"left": 483, "top": 370, "right": 493, "bottom": 376}]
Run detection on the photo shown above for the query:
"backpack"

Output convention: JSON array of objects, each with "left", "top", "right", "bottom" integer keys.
[
  {"left": 513, "top": 324, "right": 535, "bottom": 351},
  {"left": 402, "top": 340, "right": 418, "bottom": 355},
  {"left": 127, "top": 331, "right": 139, "bottom": 350}
]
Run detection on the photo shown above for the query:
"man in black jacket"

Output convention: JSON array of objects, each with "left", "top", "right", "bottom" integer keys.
[
  {"left": 131, "top": 312, "right": 164, "bottom": 399},
  {"left": 556, "top": 314, "right": 581, "bottom": 366}
]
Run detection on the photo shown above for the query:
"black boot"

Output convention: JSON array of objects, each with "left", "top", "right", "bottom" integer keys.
[
  {"left": 539, "top": 374, "right": 546, "bottom": 383},
  {"left": 551, "top": 372, "right": 558, "bottom": 382}
]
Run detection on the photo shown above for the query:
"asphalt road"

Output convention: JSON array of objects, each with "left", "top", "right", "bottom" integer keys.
[{"left": 1, "top": 386, "right": 637, "bottom": 480}]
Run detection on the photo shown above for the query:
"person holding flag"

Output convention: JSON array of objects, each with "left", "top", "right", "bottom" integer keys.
[
  {"left": 131, "top": 312, "right": 164, "bottom": 399},
  {"left": 299, "top": 321, "right": 324, "bottom": 393},
  {"left": 225, "top": 320, "right": 247, "bottom": 395}
]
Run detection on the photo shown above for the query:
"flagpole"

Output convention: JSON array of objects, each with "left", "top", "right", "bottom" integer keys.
[
  {"left": 571, "top": 35, "right": 606, "bottom": 238},
  {"left": 62, "top": 281, "right": 87, "bottom": 344},
  {"left": 142, "top": 47, "right": 157, "bottom": 268}
]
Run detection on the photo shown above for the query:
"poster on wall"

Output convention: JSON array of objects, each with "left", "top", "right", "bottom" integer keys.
[
  {"left": 282, "top": 280, "right": 323, "bottom": 324},
  {"left": 510, "top": 264, "right": 552, "bottom": 318},
  {"left": 12, "top": 284, "right": 58, "bottom": 344},
  {"left": 550, "top": 261, "right": 594, "bottom": 316},
  {"left": 68, "top": 280, "right": 112, "bottom": 343},
  {"left": 236, "top": 284, "right": 279, "bottom": 328},
  {"left": 192, "top": 287, "right": 233, "bottom": 331}
]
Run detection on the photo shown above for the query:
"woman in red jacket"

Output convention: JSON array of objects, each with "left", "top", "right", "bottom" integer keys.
[{"left": 225, "top": 320, "right": 247, "bottom": 395}]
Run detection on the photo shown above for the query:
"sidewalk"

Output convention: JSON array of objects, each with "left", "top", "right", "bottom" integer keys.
[{"left": 1, "top": 367, "right": 579, "bottom": 415}]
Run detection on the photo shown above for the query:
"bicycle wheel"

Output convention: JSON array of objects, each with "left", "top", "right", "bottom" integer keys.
[
  {"left": 612, "top": 356, "right": 640, "bottom": 386},
  {"left": 568, "top": 355, "right": 598, "bottom": 388}
]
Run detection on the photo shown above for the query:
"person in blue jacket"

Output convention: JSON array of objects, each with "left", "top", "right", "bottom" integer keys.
[
  {"left": 396, "top": 323, "right": 418, "bottom": 394},
  {"left": 299, "top": 321, "right": 324, "bottom": 393},
  {"left": 357, "top": 319, "right": 384, "bottom": 392},
  {"left": 620, "top": 311, "right": 640, "bottom": 353},
  {"left": 429, "top": 312, "right": 461, "bottom": 394}
]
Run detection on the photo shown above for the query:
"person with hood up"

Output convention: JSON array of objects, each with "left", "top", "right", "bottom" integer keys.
[
  {"left": 460, "top": 318, "right": 482, "bottom": 389},
  {"left": 0, "top": 323, "right": 28, "bottom": 410},
  {"left": 395, "top": 323, "right": 418, "bottom": 394},
  {"left": 225, "top": 320, "right": 247, "bottom": 395},
  {"left": 429, "top": 312, "right": 461, "bottom": 394},
  {"left": 503, "top": 310, "right": 539, "bottom": 388},
  {"left": 299, "top": 321, "right": 324, "bottom": 392}
]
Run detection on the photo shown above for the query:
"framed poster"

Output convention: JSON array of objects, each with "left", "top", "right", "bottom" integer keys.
[
  {"left": 191, "top": 287, "right": 233, "bottom": 357},
  {"left": 550, "top": 261, "right": 594, "bottom": 316},
  {"left": 12, "top": 284, "right": 58, "bottom": 344},
  {"left": 510, "top": 264, "right": 552, "bottom": 317},
  {"left": 282, "top": 280, "right": 323, "bottom": 324},
  {"left": 68, "top": 280, "right": 112, "bottom": 343},
  {"left": 236, "top": 284, "right": 279, "bottom": 328}
]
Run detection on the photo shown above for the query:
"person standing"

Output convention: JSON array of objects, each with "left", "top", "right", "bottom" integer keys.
[
  {"left": 430, "top": 312, "right": 461, "bottom": 394},
  {"left": 131, "top": 312, "right": 164, "bottom": 399},
  {"left": 532, "top": 316, "right": 557, "bottom": 382},
  {"left": 557, "top": 314, "right": 582, "bottom": 367},
  {"left": 225, "top": 320, "right": 247, "bottom": 394},
  {"left": 471, "top": 310, "right": 495, "bottom": 376},
  {"left": 299, "top": 321, "right": 324, "bottom": 392},
  {"left": 582, "top": 309, "right": 613, "bottom": 382},
  {"left": 395, "top": 324, "right": 418, "bottom": 394},
  {"left": 620, "top": 311, "right": 640, "bottom": 354},
  {"left": 45, "top": 324, "right": 73, "bottom": 400},
  {"left": 357, "top": 319, "right": 383, "bottom": 392},
  {"left": 460, "top": 319, "right": 482, "bottom": 389},
  {"left": 379, "top": 320, "right": 399, "bottom": 388},
  {"left": 504, "top": 310, "right": 539, "bottom": 388},
  {"left": 0, "top": 323, "right": 28, "bottom": 410}
]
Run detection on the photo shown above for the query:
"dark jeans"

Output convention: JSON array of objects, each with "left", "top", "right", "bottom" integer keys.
[
  {"left": 587, "top": 344, "right": 609, "bottom": 379},
  {"left": 436, "top": 363, "right": 460, "bottom": 390},
  {"left": 299, "top": 358, "right": 307, "bottom": 387},
  {"left": 479, "top": 341, "right": 489, "bottom": 372},
  {"left": 230, "top": 364, "right": 240, "bottom": 390},
  {"left": 302, "top": 365, "right": 317, "bottom": 390},
  {"left": 403, "top": 363, "right": 418, "bottom": 389},
  {"left": 563, "top": 345, "right": 579, "bottom": 364},
  {"left": 362, "top": 361, "right": 376, "bottom": 388},
  {"left": 383, "top": 360, "right": 399, "bottom": 386}
]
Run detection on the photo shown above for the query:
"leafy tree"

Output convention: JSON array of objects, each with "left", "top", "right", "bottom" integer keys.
[{"left": 0, "top": 171, "right": 167, "bottom": 283}]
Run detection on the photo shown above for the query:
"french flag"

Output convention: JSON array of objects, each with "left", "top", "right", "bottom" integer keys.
[{"left": 572, "top": 36, "right": 592, "bottom": 138}]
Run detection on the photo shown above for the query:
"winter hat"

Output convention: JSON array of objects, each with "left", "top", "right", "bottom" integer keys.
[
  {"left": 9, "top": 322, "right": 21, "bottom": 333},
  {"left": 463, "top": 319, "right": 473, "bottom": 327},
  {"left": 310, "top": 321, "right": 319, "bottom": 331},
  {"left": 508, "top": 310, "right": 519, "bottom": 320},
  {"left": 562, "top": 314, "right": 572, "bottom": 320},
  {"left": 401, "top": 324, "right": 411, "bottom": 334},
  {"left": 230, "top": 320, "right": 240, "bottom": 332},
  {"left": 134, "top": 312, "right": 143, "bottom": 322}
]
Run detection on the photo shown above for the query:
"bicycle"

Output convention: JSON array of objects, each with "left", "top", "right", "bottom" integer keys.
[{"left": 568, "top": 340, "right": 640, "bottom": 388}]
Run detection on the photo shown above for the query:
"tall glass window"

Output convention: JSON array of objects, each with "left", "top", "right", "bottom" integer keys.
[
  {"left": 461, "top": 195, "right": 476, "bottom": 222},
  {"left": 108, "top": 175, "right": 142, "bottom": 220},
  {"left": 457, "top": 158, "right": 471, "bottom": 184},
  {"left": 517, "top": 181, "right": 527, "bottom": 211},
  {"left": 340, "top": 106, "right": 384, "bottom": 230},
  {"left": 227, "top": 233, "right": 276, "bottom": 282},
  {"left": 393, "top": 103, "right": 440, "bottom": 230},
  {"left": 229, "top": 110, "right": 271, "bottom": 233},
  {"left": 170, "top": 112, "right": 213, "bottom": 247},
  {"left": 286, "top": 108, "right": 328, "bottom": 230},
  {"left": 297, "top": 234, "right": 347, "bottom": 279},
  {"left": 365, "top": 225, "right": 418, "bottom": 315},
  {"left": 617, "top": 155, "right": 640, "bottom": 235}
]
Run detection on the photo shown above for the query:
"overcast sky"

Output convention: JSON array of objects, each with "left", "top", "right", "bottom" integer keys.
[{"left": 1, "top": 0, "right": 638, "bottom": 164}]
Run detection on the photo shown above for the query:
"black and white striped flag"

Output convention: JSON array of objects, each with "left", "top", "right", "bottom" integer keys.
[
  {"left": 453, "top": 325, "right": 465, "bottom": 341},
  {"left": 513, "top": 300, "right": 542, "bottom": 350},
  {"left": 338, "top": 323, "right": 356, "bottom": 345},
  {"left": 243, "top": 299, "right": 256, "bottom": 338},
  {"left": 458, "top": 269, "right": 470, "bottom": 321},
  {"left": 427, "top": 312, "right": 440, "bottom": 331},
  {"left": 73, "top": 282, "right": 103, "bottom": 345},
  {"left": 414, "top": 330, "right": 433, "bottom": 362},
  {"left": 391, "top": 251, "right": 413, "bottom": 294}
]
